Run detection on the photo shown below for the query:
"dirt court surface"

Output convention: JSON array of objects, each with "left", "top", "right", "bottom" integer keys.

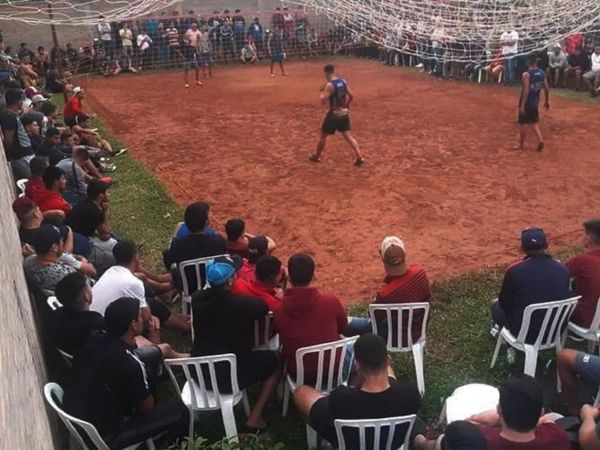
[{"left": 86, "top": 58, "right": 600, "bottom": 302}]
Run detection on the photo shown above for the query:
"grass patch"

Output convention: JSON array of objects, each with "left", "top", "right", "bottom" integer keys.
[{"left": 56, "top": 85, "right": 585, "bottom": 449}]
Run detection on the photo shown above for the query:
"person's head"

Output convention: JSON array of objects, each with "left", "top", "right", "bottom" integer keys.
[
  {"left": 37, "top": 46, "right": 45, "bottom": 53},
  {"left": 20, "top": 55, "right": 30, "bottom": 64},
  {"left": 248, "top": 235, "right": 269, "bottom": 264},
  {"left": 105, "top": 297, "right": 143, "bottom": 339},
  {"left": 87, "top": 179, "right": 109, "bottom": 203},
  {"left": 287, "top": 253, "right": 315, "bottom": 287},
  {"left": 191, "top": 21, "right": 198, "bottom": 30},
  {"left": 113, "top": 239, "right": 139, "bottom": 269},
  {"left": 73, "top": 86, "right": 84, "bottom": 99},
  {"left": 583, "top": 219, "right": 600, "bottom": 248},
  {"left": 235, "top": 9, "right": 240, "bottom": 13},
  {"left": 45, "top": 127, "right": 61, "bottom": 145},
  {"left": 254, "top": 17, "right": 260, "bottom": 23},
  {"left": 520, "top": 227, "right": 548, "bottom": 255},
  {"left": 66, "top": 42, "right": 73, "bottom": 50},
  {"left": 206, "top": 255, "right": 242, "bottom": 289},
  {"left": 324, "top": 64, "right": 335, "bottom": 80},
  {"left": 21, "top": 115, "right": 40, "bottom": 136},
  {"left": 595, "top": 45, "right": 600, "bottom": 55},
  {"left": 439, "top": 421, "right": 488, "bottom": 450},
  {"left": 43, "top": 166, "right": 66, "bottom": 191},
  {"left": 55, "top": 272, "right": 92, "bottom": 311},
  {"left": 379, "top": 236, "right": 407, "bottom": 276},
  {"left": 184, "top": 202, "right": 210, "bottom": 233},
  {"left": 5, "top": 88, "right": 23, "bottom": 110},
  {"left": 61, "top": 130, "right": 75, "bottom": 147},
  {"left": 552, "top": 43, "right": 561, "bottom": 55},
  {"left": 527, "top": 53, "right": 537, "bottom": 67},
  {"left": 31, "top": 94, "right": 47, "bottom": 110},
  {"left": 498, "top": 375, "right": 543, "bottom": 433},
  {"left": 354, "top": 333, "right": 389, "bottom": 376},
  {"left": 73, "top": 147, "right": 90, "bottom": 164},
  {"left": 41, "top": 101, "right": 58, "bottom": 119},
  {"left": 30, "top": 155, "right": 49, "bottom": 177},
  {"left": 255, "top": 255, "right": 283, "bottom": 286},
  {"left": 225, "top": 218, "right": 245, "bottom": 242},
  {"left": 32, "top": 224, "right": 66, "bottom": 257},
  {"left": 12, "top": 196, "right": 42, "bottom": 223},
  {"left": 76, "top": 114, "right": 90, "bottom": 127},
  {"left": 20, "top": 42, "right": 27, "bottom": 49}
]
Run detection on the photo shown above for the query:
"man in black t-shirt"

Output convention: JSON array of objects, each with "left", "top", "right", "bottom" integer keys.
[
  {"left": 63, "top": 297, "right": 189, "bottom": 448},
  {"left": 294, "top": 333, "right": 423, "bottom": 449},
  {"left": 36, "top": 127, "right": 69, "bottom": 163},
  {"left": 0, "top": 88, "right": 34, "bottom": 179}
]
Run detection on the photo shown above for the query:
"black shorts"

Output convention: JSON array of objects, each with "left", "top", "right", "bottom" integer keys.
[
  {"left": 518, "top": 107, "right": 539, "bottom": 124},
  {"left": 321, "top": 113, "right": 351, "bottom": 135}
]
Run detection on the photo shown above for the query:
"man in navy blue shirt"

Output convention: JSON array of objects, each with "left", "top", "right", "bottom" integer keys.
[{"left": 491, "top": 227, "right": 570, "bottom": 341}]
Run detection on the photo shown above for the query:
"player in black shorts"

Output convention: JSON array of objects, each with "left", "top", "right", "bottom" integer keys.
[
  {"left": 309, "top": 64, "right": 365, "bottom": 166},
  {"left": 518, "top": 53, "right": 550, "bottom": 151}
]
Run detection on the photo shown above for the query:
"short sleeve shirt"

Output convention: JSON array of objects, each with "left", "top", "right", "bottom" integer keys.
[
  {"left": 482, "top": 423, "right": 570, "bottom": 450},
  {"left": 56, "top": 158, "right": 87, "bottom": 197},
  {"left": 65, "top": 199, "right": 105, "bottom": 237},
  {"left": 0, "top": 109, "right": 33, "bottom": 160},
  {"left": 91, "top": 265, "right": 147, "bottom": 315},
  {"left": 23, "top": 255, "right": 77, "bottom": 292}
]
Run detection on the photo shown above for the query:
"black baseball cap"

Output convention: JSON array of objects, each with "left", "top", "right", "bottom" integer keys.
[
  {"left": 32, "top": 224, "right": 68, "bottom": 254},
  {"left": 440, "top": 421, "right": 488, "bottom": 450},
  {"left": 521, "top": 227, "right": 547, "bottom": 251}
]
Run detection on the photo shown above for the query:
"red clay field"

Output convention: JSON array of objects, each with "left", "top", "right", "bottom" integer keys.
[{"left": 85, "top": 58, "right": 600, "bottom": 302}]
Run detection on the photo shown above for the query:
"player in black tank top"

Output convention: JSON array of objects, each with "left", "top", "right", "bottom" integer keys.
[
  {"left": 518, "top": 53, "right": 550, "bottom": 152},
  {"left": 309, "top": 64, "right": 365, "bottom": 166}
]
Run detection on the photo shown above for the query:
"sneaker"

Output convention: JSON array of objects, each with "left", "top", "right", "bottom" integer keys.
[
  {"left": 416, "top": 63, "right": 424, "bottom": 68},
  {"left": 353, "top": 157, "right": 365, "bottom": 167},
  {"left": 489, "top": 324, "right": 500, "bottom": 339},
  {"left": 196, "top": 80, "right": 203, "bottom": 86},
  {"left": 112, "top": 148, "right": 128, "bottom": 157},
  {"left": 101, "top": 163, "right": 117, "bottom": 173},
  {"left": 308, "top": 153, "right": 320, "bottom": 162},
  {"left": 185, "top": 83, "right": 190, "bottom": 88}
]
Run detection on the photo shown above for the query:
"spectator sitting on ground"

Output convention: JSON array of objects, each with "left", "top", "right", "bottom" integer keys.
[
  {"left": 469, "top": 375, "right": 570, "bottom": 449},
  {"left": 21, "top": 114, "right": 43, "bottom": 150},
  {"left": 18, "top": 55, "right": 38, "bottom": 88},
  {"left": 37, "top": 166, "right": 72, "bottom": 216},
  {"left": 91, "top": 240, "right": 189, "bottom": 339},
  {"left": 63, "top": 298, "right": 190, "bottom": 449},
  {"left": 490, "top": 227, "right": 570, "bottom": 341},
  {"left": 233, "top": 254, "right": 285, "bottom": 312},
  {"left": 72, "top": 114, "right": 127, "bottom": 157},
  {"left": 415, "top": 420, "right": 489, "bottom": 450},
  {"left": 23, "top": 224, "right": 96, "bottom": 292},
  {"left": 240, "top": 37, "right": 258, "bottom": 64},
  {"left": 274, "top": 253, "right": 348, "bottom": 379},
  {"left": 294, "top": 333, "right": 423, "bottom": 449},
  {"left": 0, "top": 88, "right": 35, "bottom": 180},
  {"left": 225, "top": 218, "right": 277, "bottom": 259},
  {"left": 63, "top": 86, "right": 95, "bottom": 127},
  {"left": 191, "top": 255, "right": 281, "bottom": 431},
  {"left": 565, "top": 219, "right": 600, "bottom": 328},
  {"left": 547, "top": 44, "right": 568, "bottom": 88},
  {"left": 583, "top": 45, "right": 600, "bottom": 97}
]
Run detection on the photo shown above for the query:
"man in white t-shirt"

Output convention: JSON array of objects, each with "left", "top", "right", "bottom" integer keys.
[
  {"left": 118, "top": 22, "right": 134, "bottom": 69},
  {"left": 500, "top": 28, "right": 519, "bottom": 85},
  {"left": 92, "top": 240, "right": 190, "bottom": 338},
  {"left": 136, "top": 29, "right": 152, "bottom": 71},
  {"left": 583, "top": 45, "right": 600, "bottom": 96},
  {"left": 97, "top": 15, "right": 113, "bottom": 58}
]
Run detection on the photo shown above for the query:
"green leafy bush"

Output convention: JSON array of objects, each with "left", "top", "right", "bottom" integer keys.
[{"left": 168, "top": 434, "right": 285, "bottom": 450}]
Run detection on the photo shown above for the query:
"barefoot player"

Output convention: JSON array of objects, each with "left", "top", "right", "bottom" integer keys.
[
  {"left": 518, "top": 53, "right": 550, "bottom": 151},
  {"left": 309, "top": 64, "right": 365, "bottom": 166},
  {"left": 183, "top": 21, "right": 202, "bottom": 88}
]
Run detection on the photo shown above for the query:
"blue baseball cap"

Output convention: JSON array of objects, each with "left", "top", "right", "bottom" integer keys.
[
  {"left": 521, "top": 227, "right": 548, "bottom": 251},
  {"left": 206, "top": 255, "right": 242, "bottom": 286}
]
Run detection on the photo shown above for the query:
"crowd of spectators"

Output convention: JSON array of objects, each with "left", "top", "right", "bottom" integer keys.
[{"left": 3, "top": 15, "right": 600, "bottom": 450}]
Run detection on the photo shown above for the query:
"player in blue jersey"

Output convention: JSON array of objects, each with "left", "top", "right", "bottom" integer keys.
[
  {"left": 309, "top": 64, "right": 365, "bottom": 166},
  {"left": 518, "top": 53, "right": 550, "bottom": 152}
]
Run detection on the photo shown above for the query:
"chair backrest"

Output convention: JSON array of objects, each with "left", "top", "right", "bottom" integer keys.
[
  {"left": 334, "top": 415, "right": 416, "bottom": 450},
  {"left": 44, "top": 382, "right": 109, "bottom": 450},
  {"left": 296, "top": 336, "right": 358, "bottom": 393},
  {"left": 47, "top": 296, "right": 63, "bottom": 311},
  {"left": 164, "top": 354, "right": 240, "bottom": 410},
  {"left": 178, "top": 254, "right": 229, "bottom": 296},
  {"left": 368, "top": 303, "right": 430, "bottom": 351},
  {"left": 253, "top": 311, "right": 274, "bottom": 349},
  {"left": 16, "top": 178, "right": 27, "bottom": 195},
  {"left": 517, "top": 296, "right": 580, "bottom": 347}
]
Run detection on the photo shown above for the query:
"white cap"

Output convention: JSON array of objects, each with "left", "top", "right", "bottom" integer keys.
[
  {"left": 73, "top": 86, "right": 83, "bottom": 94},
  {"left": 31, "top": 94, "right": 48, "bottom": 103},
  {"left": 379, "top": 236, "right": 405, "bottom": 259}
]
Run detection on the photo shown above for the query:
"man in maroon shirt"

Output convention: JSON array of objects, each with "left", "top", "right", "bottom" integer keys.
[
  {"left": 566, "top": 219, "right": 600, "bottom": 327},
  {"left": 37, "top": 165, "right": 72, "bottom": 216},
  {"left": 274, "top": 253, "right": 348, "bottom": 379},
  {"left": 469, "top": 375, "right": 570, "bottom": 450}
]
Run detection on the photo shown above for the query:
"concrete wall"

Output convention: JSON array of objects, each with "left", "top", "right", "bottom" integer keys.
[{"left": 0, "top": 150, "right": 54, "bottom": 449}]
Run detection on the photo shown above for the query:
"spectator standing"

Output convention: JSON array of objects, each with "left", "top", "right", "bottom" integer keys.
[
  {"left": 136, "top": 28, "right": 153, "bottom": 71},
  {"left": 565, "top": 219, "right": 600, "bottom": 327},
  {"left": 232, "top": 9, "right": 246, "bottom": 53},
  {"left": 500, "top": 27, "right": 519, "bottom": 85},
  {"left": 165, "top": 21, "right": 181, "bottom": 68},
  {"left": 547, "top": 44, "right": 568, "bottom": 88},
  {"left": 219, "top": 12, "right": 235, "bottom": 63},
  {"left": 0, "top": 88, "right": 34, "bottom": 179},
  {"left": 183, "top": 20, "right": 202, "bottom": 88},
  {"left": 119, "top": 22, "right": 134, "bottom": 69},
  {"left": 248, "top": 18, "right": 265, "bottom": 57},
  {"left": 197, "top": 24, "right": 213, "bottom": 79},
  {"left": 97, "top": 15, "right": 114, "bottom": 58},
  {"left": 430, "top": 18, "right": 445, "bottom": 76}
]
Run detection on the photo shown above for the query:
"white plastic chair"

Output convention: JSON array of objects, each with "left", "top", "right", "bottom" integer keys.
[
  {"left": 178, "top": 254, "right": 229, "bottom": 315},
  {"left": 490, "top": 297, "right": 580, "bottom": 383},
  {"left": 334, "top": 415, "right": 416, "bottom": 450},
  {"left": 369, "top": 302, "right": 430, "bottom": 396},
  {"left": 253, "top": 311, "right": 280, "bottom": 351},
  {"left": 47, "top": 296, "right": 63, "bottom": 311},
  {"left": 16, "top": 178, "right": 27, "bottom": 197},
  {"left": 164, "top": 354, "right": 251, "bottom": 448},
  {"left": 281, "top": 336, "right": 359, "bottom": 450},
  {"left": 438, "top": 383, "right": 499, "bottom": 425},
  {"left": 44, "top": 382, "right": 157, "bottom": 450},
  {"left": 567, "top": 296, "right": 600, "bottom": 354}
]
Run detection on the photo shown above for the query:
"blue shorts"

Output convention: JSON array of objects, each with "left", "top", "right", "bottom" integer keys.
[
  {"left": 271, "top": 52, "right": 284, "bottom": 63},
  {"left": 576, "top": 352, "right": 600, "bottom": 385},
  {"left": 198, "top": 52, "right": 212, "bottom": 66}
]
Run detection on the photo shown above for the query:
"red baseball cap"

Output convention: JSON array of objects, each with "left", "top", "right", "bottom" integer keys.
[{"left": 12, "top": 196, "right": 37, "bottom": 220}]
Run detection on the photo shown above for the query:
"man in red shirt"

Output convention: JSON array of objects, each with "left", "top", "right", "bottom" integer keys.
[
  {"left": 470, "top": 375, "right": 570, "bottom": 450},
  {"left": 37, "top": 165, "right": 72, "bottom": 216},
  {"left": 274, "top": 253, "right": 348, "bottom": 379},
  {"left": 63, "top": 87, "right": 94, "bottom": 127},
  {"left": 237, "top": 235, "right": 270, "bottom": 283},
  {"left": 566, "top": 219, "right": 600, "bottom": 327},
  {"left": 233, "top": 255, "right": 284, "bottom": 312},
  {"left": 565, "top": 33, "right": 585, "bottom": 56},
  {"left": 25, "top": 156, "right": 48, "bottom": 204}
]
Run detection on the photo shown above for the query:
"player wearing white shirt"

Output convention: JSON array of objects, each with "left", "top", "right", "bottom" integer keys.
[{"left": 500, "top": 29, "right": 519, "bottom": 85}]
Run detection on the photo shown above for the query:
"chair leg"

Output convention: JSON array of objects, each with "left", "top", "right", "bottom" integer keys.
[
  {"left": 282, "top": 381, "right": 290, "bottom": 417},
  {"left": 438, "top": 399, "right": 448, "bottom": 426},
  {"left": 146, "top": 438, "right": 156, "bottom": 450},
  {"left": 187, "top": 408, "right": 195, "bottom": 450},
  {"left": 412, "top": 341, "right": 426, "bottom": 396},
  {"left": 221, "top": 401, "right": 239, "bottom": 442},
  {"left": 587, "top": 339, "right": 596, "bottom": 354},
  {"left": 306, "top": 424, "right": 318, "bottom": 450},
  {"left": 523, "top": 345, "right": 538, "bottom": 377},
  {"left": 242, "top": 390, "right": 251, "bottom": 418},
  {"left": 490, "top": 332, "right": 504, "bottom": 368}
]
